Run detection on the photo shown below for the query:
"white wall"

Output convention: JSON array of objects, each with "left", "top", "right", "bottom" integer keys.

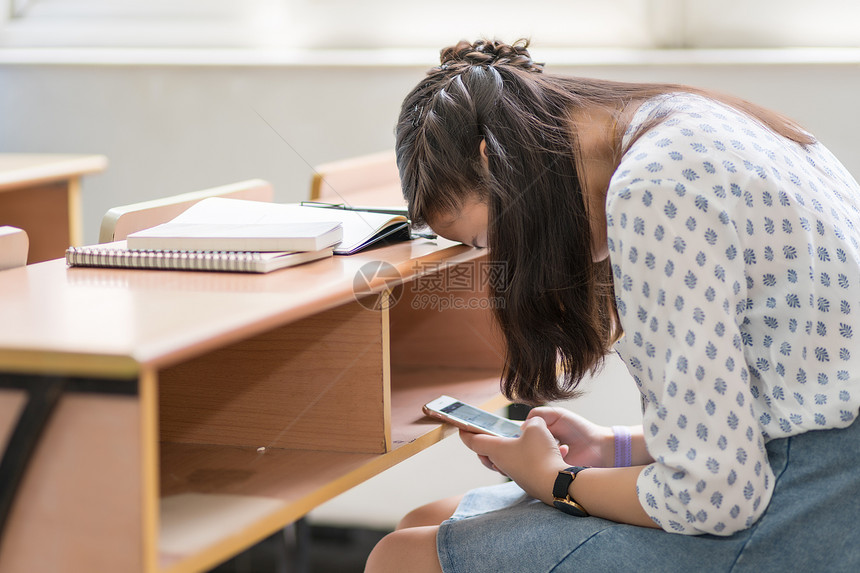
[
  {"left": 3, "top": 53, "right": 859, "bottom": 529},
  {"left": 2, "top": 54, "right": 859, "bottom": 246},
  {"left": 1, "top": 61, "right": 424, "bottom": 243}
]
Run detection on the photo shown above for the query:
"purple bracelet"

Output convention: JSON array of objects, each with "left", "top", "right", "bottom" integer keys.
[{"left": 612, "top": 425, "right": 632, "bottom": 467}]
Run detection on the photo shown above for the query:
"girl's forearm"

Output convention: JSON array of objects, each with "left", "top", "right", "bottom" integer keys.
[{"left": 568, "top": 466, "right": 659, "bottom": 528}]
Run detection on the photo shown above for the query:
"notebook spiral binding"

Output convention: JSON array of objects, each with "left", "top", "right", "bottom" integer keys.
[{"left": 65, "top": 246, "right": 264, "bottom": 273}]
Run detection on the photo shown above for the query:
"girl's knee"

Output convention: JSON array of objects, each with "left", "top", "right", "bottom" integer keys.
[
  {"left": 365, "top": 526, "right": 442, "bottom": 573},
  {"left": 397, "top": 495, "right": 462, "bottom": 530}
]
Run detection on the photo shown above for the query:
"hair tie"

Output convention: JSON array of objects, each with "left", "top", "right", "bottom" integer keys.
[{"left": 612, "top": 426, "right": 632, "bottom": 467}]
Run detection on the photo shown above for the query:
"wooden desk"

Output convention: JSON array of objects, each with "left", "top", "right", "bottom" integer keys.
[
  {"left": 0, "top": 237, "right": 506, "bottom": 572},
  {"left": 0, "top": 154, "right": 108, "bottom": 263}
]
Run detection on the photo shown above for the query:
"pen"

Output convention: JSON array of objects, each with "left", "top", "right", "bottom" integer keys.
[
  {"left": 300, "top": 201, "right": 437, "bottom": 240},
  {"left": 300, "top": 201, "right": 409, "bottom": 217}
]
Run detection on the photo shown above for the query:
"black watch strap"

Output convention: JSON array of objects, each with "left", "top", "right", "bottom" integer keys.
[{"left": 552, "top": 466, "right": 590, "bottom": 517}]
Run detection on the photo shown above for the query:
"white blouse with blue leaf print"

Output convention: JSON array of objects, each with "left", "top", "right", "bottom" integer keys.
[{"left": 606, "top": 93, "right": 860, "bottom": 536}]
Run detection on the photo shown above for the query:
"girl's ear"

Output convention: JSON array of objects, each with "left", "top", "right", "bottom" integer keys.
[{"left": 479, "top": 139, "right": 489, "bottom": 169}]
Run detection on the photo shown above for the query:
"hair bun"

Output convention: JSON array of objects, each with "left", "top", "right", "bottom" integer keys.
[{"left": 438, "top": 39, "right": 543, "bottom": 73}]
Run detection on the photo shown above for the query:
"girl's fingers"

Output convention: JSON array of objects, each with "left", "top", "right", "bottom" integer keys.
[
  {"left": 477, "top": 454, "right": 506, "bottom": 476},
  {"left": 459, "top": 429, "right": 501, "bottom": 456}
]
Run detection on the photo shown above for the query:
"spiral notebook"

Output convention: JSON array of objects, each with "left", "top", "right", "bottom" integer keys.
[{"left": 65, "top": 242, "right": 333, "bottom": 274}]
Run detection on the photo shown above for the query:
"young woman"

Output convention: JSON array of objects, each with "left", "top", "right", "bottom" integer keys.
[{"left": 366, "top": 39, "right": 860, "bottom": 572}]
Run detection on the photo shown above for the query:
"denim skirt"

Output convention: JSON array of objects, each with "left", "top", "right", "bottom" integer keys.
[{"left": 437, "top": 417, "right": 860, "bottom": 573}]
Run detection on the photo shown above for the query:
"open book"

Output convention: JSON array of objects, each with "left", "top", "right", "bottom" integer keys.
[{"left": 126, "top": 198, "right": 409, "bottom": 255}]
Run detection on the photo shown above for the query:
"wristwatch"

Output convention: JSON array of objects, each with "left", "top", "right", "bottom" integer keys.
[{"left": 552, "top": 466, "right": 590, "bottom": 517}]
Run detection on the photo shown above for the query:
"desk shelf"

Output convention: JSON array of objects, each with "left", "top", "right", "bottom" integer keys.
[
  {"left": 157, "top": 366, "right": 504, "bottom": 573},
  {"left": 153, "top": 260, "right": 506, "bottom": 571}
]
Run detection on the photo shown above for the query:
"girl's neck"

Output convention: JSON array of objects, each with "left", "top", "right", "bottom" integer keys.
[{"left": 570, "top": 103, "right": 629, "bottom": 262}]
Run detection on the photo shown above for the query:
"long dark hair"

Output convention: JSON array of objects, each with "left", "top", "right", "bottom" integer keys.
[{"left": 395, "top": 39, "right": 813, "bottom": 404}]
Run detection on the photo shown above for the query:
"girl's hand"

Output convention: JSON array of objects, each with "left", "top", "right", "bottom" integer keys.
[
  {"left": 527, "top": 407, "right": 614, "bottom": 468},
  {"left": 459, "top": 417, "right": 569, "bottom": 505}
]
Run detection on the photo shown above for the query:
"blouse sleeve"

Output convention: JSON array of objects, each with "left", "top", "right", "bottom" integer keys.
[{"left": 606, "top": 172, "right": 774, "bottom": 536}]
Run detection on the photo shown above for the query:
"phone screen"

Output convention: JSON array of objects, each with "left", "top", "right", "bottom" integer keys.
[{"left": 441, "top": 401, "right": 522, "bottom": 438}]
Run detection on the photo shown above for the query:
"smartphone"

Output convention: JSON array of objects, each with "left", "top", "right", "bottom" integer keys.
[{"left": 423, "top": 395, "right": 522, "bottom": 438}]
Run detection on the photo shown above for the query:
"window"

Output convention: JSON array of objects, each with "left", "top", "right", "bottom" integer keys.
[
  {"left": 0, "top": 0, "right": 291, "bottom": 47},
  {"left": 2, "top": 0, "right": 860, "bottom": 50},
  {"left": 682, "top": 0, "right": 860, "bottom": 48}
]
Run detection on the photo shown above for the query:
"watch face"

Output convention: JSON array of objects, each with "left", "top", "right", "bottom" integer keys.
[{"left": 553, "top": 499, "right": 589, "bottom": 517}]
